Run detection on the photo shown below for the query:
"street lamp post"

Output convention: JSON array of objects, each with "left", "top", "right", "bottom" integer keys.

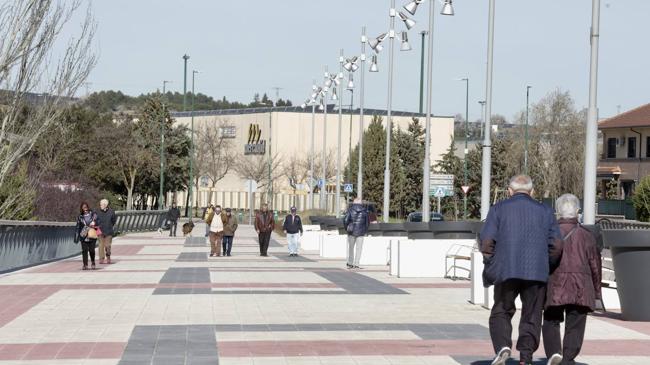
[
  {"left": 419, "top": 30, "right": 427, "bottom": 114},
  {"left": 479, "top": 100, "right": 486, "bottom": 139},
  {"left": 335, "top": 50, "right": 345, "bottom": 217},
  {"left": 457, "top": 77, "right": 469, "bottom": 219},
  {"left": 583, "top": 0, "right": 601, "bottom": 225},
  {"left": 358, "top": 27, "right": 367, "bottom": 200},
  {"left": 525, "top": 85, "right": 531, "bottom": 174},
  {"left": 159, "top": 80, "right": 171, "bottom": 210},
  {"left": 381, "top": 0, "right": 397, "bottom": 223},
  {"left": 412, "top": 0, "right": 454, "bottom": 223},
  {"left": 182, "top": 55, "right": 189, "bottom": 111},
  {"left": 188, "top": 70, "right": 199, "bottom": 222},
  {"left": 321, "top": 67, "right": 329, "bottom": 212},
  {"left": 480, "top": 0, "right": 496, "bottom": 220}
]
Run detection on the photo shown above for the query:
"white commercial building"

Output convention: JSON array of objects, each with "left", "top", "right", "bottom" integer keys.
[{"left": 172, "top": 106, "right": 454, "bottom": 213}]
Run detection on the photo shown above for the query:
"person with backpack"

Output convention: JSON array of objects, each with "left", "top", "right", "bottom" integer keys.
[
  {"left": 74, "top": 202, "right": 98, "bottom": 270},
  {"left": 480, "top": 175, "right": 563, "bottom": 365},
  {"left": 542, "top": 194, "right": 602, "bottom": 365},
  {"left": 222, "top": 208, "right": 238, "bottom": 256},
  {"left": 343, "top": 197, "right": 369, "bottom": 269}
]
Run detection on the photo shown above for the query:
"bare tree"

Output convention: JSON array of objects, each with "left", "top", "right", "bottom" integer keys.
[
  {"left": 195, "top": 120, "right": 236, "bottom": 203},
  {"left": 0, "top": 0, "right": 96, "bottom": 216},
  {"left": 234, "top": 153, "right": 284, "bottom": 192},
  {"left": 283, "top": 154, "right": 310, "bottom": 195}
]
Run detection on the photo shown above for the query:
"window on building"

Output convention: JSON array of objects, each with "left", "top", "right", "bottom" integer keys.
[
  {"left": 647, "top": 136, "right": 650, "bottom": 158},
  {"left": 627, "top": 137, "right": 636, "bottom": 158},
  {"left": 607, "top": 138, "right": 617, "bottom": 158}
]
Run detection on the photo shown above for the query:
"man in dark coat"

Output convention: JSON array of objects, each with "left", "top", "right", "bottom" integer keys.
[
  {"left": 542, "top": 194, "right": 601, "bottom": 365},
  {"left": 343, "top": 197, "right": 369, "bottom": 269},
  {"left": 166, "top": 203, "right": 181, "bottom": 237},
  {"left": 255, "top": 204, "right": 275, "bottom": 256},
  {"left": 96, "top": 199, "right": 117, "bottom": 264},
  {"left": 480, "top": 175, "right": 563, "bottom": 365}
]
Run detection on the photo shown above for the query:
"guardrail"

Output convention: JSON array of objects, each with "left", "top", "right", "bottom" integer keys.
[
  {"left": 598, "top": 219, "right": 650, "bottom": 230},
  {"left": 0, "top": 210, "right": 168, "bottom": 274},
  {"left": 114, "top": 210, "right": 167, "bottom": 234}
]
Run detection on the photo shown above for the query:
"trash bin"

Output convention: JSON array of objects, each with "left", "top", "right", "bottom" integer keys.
[{"left": 603, "top": 229, "right": 650, "bottom": 321}]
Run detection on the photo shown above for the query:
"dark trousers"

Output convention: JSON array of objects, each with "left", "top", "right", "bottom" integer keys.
[
  {"left": 81, "top": 240, "right": 96, "bottom": 266},
  {"left": 489, "top": 279, "right": 546, "bottom": 362},
  {"left": 542, "top": 305, "right": 589, "bottom": 365},
  {"left": 169, "top": 221, "right": 177, "bottom": 236},
  {"left": 258, "top": 231, "right": 271, "bottom": 255},
  {"left": 222, "top": 235, "right": 233, "bottom": 255}
]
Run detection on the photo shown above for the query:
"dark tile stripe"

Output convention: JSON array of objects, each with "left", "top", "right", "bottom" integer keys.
[
  {"left": 314, "top": 269, "right": 408, "bottom": 294},
  {"left": 176, "top": 253, "right": 208, "bottom": 262},
  {"left": 159, "top": 268, "right": 211, "bottom": 284}
]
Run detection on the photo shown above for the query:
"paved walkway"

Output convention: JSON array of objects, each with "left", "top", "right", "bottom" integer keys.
[{"left": 0, "top": 224, "right": 649, "bottom": 364}]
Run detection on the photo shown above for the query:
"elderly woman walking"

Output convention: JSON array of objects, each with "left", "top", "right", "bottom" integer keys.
[{"left": 543, "top": 194, "right": 601, "bottom": 365}]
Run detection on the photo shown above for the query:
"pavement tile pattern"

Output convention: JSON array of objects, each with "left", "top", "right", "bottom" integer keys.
[{"left": 0, "top": 223, "right": 648, "bottom": 365}]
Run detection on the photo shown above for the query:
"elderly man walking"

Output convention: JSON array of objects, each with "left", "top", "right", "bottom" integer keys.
[
  {"left": 480, "top": 175, "right": 563, "bottom": 365},
  {"left": 96, "top": 199, "right": 117, "bottom": 264}
]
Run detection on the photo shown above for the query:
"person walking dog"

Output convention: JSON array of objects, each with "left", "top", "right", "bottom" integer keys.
[
  {"left": 542, "top": 194, "right": 601, "bottom": 365},
  {"left": 96, "top": 199, "right": 117, "bottom": 264},
  {"left": 480, "top": 175, "right": 563, "bottom": 365},
  {"left": 283, "top": 207, "right": 303, "bottom": 257}
]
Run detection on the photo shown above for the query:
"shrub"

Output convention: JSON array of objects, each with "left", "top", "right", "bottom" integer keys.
[{"left": 633, "top": 175, "right": 650, "bottom": 222}]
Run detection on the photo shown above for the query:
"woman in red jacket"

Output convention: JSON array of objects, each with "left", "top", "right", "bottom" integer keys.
[{"left": 543, "top": 194, "right": 601, "bottom": 365}]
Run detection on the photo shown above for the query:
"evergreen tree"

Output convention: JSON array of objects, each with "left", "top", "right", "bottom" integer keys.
[{"left": 394, "top": 118, "right": 425, "bottom": 217}]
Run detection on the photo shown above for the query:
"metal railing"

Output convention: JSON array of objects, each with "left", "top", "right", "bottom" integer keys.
[
  {"left": 0, "top": 220, "right": 77, "bottom": 274},
  {"left": 114, "top": 210, "right": 167, "bottom": 234},
  {"left": 0, "top": 210, "right": 168, "bottom": 274},
  {"left": 598, "top": 219, "right": 650, "bottom": 230}
]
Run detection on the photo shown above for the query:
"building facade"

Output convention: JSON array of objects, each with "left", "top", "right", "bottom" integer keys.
[
  {"left": 598, "top": 103, "right": 650, "bottom": 198},
  {"left": 171, "top": 106, "right": 454, "bottom": 212}
]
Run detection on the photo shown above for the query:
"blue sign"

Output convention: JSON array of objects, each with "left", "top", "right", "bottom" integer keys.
[
  {"left": 343, "top": 183, "right": 353, "bottom": 193},
  {"left": 318, "top": 179, "right": 325, "bottom": 188}
]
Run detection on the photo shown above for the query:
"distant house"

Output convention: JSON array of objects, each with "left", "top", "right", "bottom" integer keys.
[{"left": 598, "top": 103, "right": 650, "bottom": 198}]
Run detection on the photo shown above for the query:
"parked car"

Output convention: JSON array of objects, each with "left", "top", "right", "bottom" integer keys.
[{"left": 406, "top": 212, "right": 444, "bottom": 222}]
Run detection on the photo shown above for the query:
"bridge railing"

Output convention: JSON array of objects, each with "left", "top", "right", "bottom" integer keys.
[{"left": 0, "top": 210, "right": 168, "bottom": 273}]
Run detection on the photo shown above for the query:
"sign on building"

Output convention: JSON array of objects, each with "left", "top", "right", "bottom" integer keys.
[
  {"left": 219, "top": 125, "right": 236, "bottom": 138},
  {"left": 429, "top": 173, "right": 455, "bottom": 197},
  {"left": 244, "top": 124, "right": 266, "bottom": 155}
]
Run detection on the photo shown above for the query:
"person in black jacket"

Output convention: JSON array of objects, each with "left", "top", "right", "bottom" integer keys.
[
  {"left": 343, "top": 198, "right": 369, "bottom": 269},
  {"left": 166, "top": 203, "right": 181, "bottom": 237},
  {"left": 75, "top": 202, "right": 98, "bottom": 270},
  {"left": 96, "top": 199, "right": 117, "bottom": 264},
  {"left": 282, "top": 207, "right": 303, "bottom": 257}
]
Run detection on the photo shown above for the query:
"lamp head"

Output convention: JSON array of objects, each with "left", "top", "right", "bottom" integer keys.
[
  {"left": 400, "top": 31, "right": 412, "bottom": 51},
  {"left": 399, "top": 12, "right": 416, "bottom": 30},
  {"left": 369, "top": 55, "right": 379, "bottom": 72},
  {"left": 440, "top": 0, "right": 454, "bottom": 16},
  {"left": 403, "top": 0, "right": 423, "bottom": 15}
]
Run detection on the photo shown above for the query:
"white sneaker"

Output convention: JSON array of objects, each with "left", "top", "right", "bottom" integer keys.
[
  {"left": 547, "top": 353, "right": 563, "bottom": 365},
  {"left": 491, "top": 347, "right": 511, "bottom": 365}
]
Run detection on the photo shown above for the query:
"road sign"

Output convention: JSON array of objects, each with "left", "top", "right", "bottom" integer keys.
[
  {"left": 343, "top": 183, "right": 353, "bottom": 193},
  {"left": 429, "top": 173, "right": 454, "bottom": 197},
  {"left": 433, "top": 187, "right": 446, "bottom": 198},
  {"left": 317, "top": 179, "right": 325, "bottom": 188},
  {"left": 461, "top": 185, "right": 470, "bottom": 194}
]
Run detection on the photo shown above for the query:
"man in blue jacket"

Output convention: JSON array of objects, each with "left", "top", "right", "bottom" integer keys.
[
  {"left": 343, "top": 197, "right": 369, "bottom": 269},
  {"left": 480, "top": 175, "right": 563, "bottom": 365}
]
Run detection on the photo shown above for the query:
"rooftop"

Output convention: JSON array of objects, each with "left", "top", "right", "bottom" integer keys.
[{"left": 599, "top": 103, "right": 650, "bottom": 129}]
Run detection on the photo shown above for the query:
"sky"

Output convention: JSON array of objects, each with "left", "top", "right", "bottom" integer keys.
[{"left": 74, "top": 0, "right": 649, "bottom": 122}]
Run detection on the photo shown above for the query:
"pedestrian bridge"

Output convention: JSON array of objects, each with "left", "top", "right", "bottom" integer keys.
[{"left": 0, "top": 222, "right": 648, "bottom": 364}]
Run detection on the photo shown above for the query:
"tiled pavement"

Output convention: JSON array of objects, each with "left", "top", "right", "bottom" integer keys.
[{"left": 0, "top": 225, "right": 649, "bottom": 364}]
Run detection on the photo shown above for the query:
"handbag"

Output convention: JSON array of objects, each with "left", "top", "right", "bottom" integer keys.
[
  {"left": 95, "top": 226, "right": 103, "bottom": 236},
  {"left": 86, "top": 227, "right": 98, "bottom": 239}
]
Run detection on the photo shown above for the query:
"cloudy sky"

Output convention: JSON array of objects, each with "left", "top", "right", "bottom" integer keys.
[{"left": 80, "top": 0, "right": 647, "bottom": 121}]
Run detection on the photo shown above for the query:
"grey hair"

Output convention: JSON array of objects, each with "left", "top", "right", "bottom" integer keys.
[
  {"left": 100, "top": 199, "right": 109, "bottom": 207},
  {"left": 509, "top": 175, "right": 533, "bottom": 193},
  {"left": 556, "top": 193, "right": 580, "bottom": 219}
]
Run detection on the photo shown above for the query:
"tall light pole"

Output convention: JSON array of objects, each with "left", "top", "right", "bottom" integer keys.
[
  {"left": 381, "top": 0, "right": 397, "bottom": 223},
  {"left": 457, "top": 77, "right": 469, "bottom": 219},
  {"left": 480, "top": 0, "right": 496, "bottom": 220},
  {"left": 358, "top": 27, "right": 367, "bottom": 200},
  {"left": 335, "top": 49, "right": 344, "bottom": 217},
  {"left": 413, "top": 0, "right": 454, "bottom": 222},
  {"left": 188, "top": 70, "right": 198, "bottom": 222},
  {"left": 321, "top": 67, "right": 329, "bottom": 211},
  {"left": 159, "top": 80, "right": 171, "bottom": 209},
  {"left": 268, "top": 106, "right": 273, "bottom": 205},
  {"left": 419, "top": 30, "right": 427, "bottom": 114},
  {"left": 479, "top": 100, "right": 486, "bottom": 139},
  {"left": 182, "top": 55, "right": 189, "bottom": 111},
  {"left": 583, "top": 0, "right": 601, "bottom": 225},
  {"left": 525, "top": 85, "right": 532, "bottom": 174}
]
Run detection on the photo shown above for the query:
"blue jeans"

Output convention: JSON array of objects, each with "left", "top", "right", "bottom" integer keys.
[{"left": 222, "top": 235, "right": 233, "bottom": 255}]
